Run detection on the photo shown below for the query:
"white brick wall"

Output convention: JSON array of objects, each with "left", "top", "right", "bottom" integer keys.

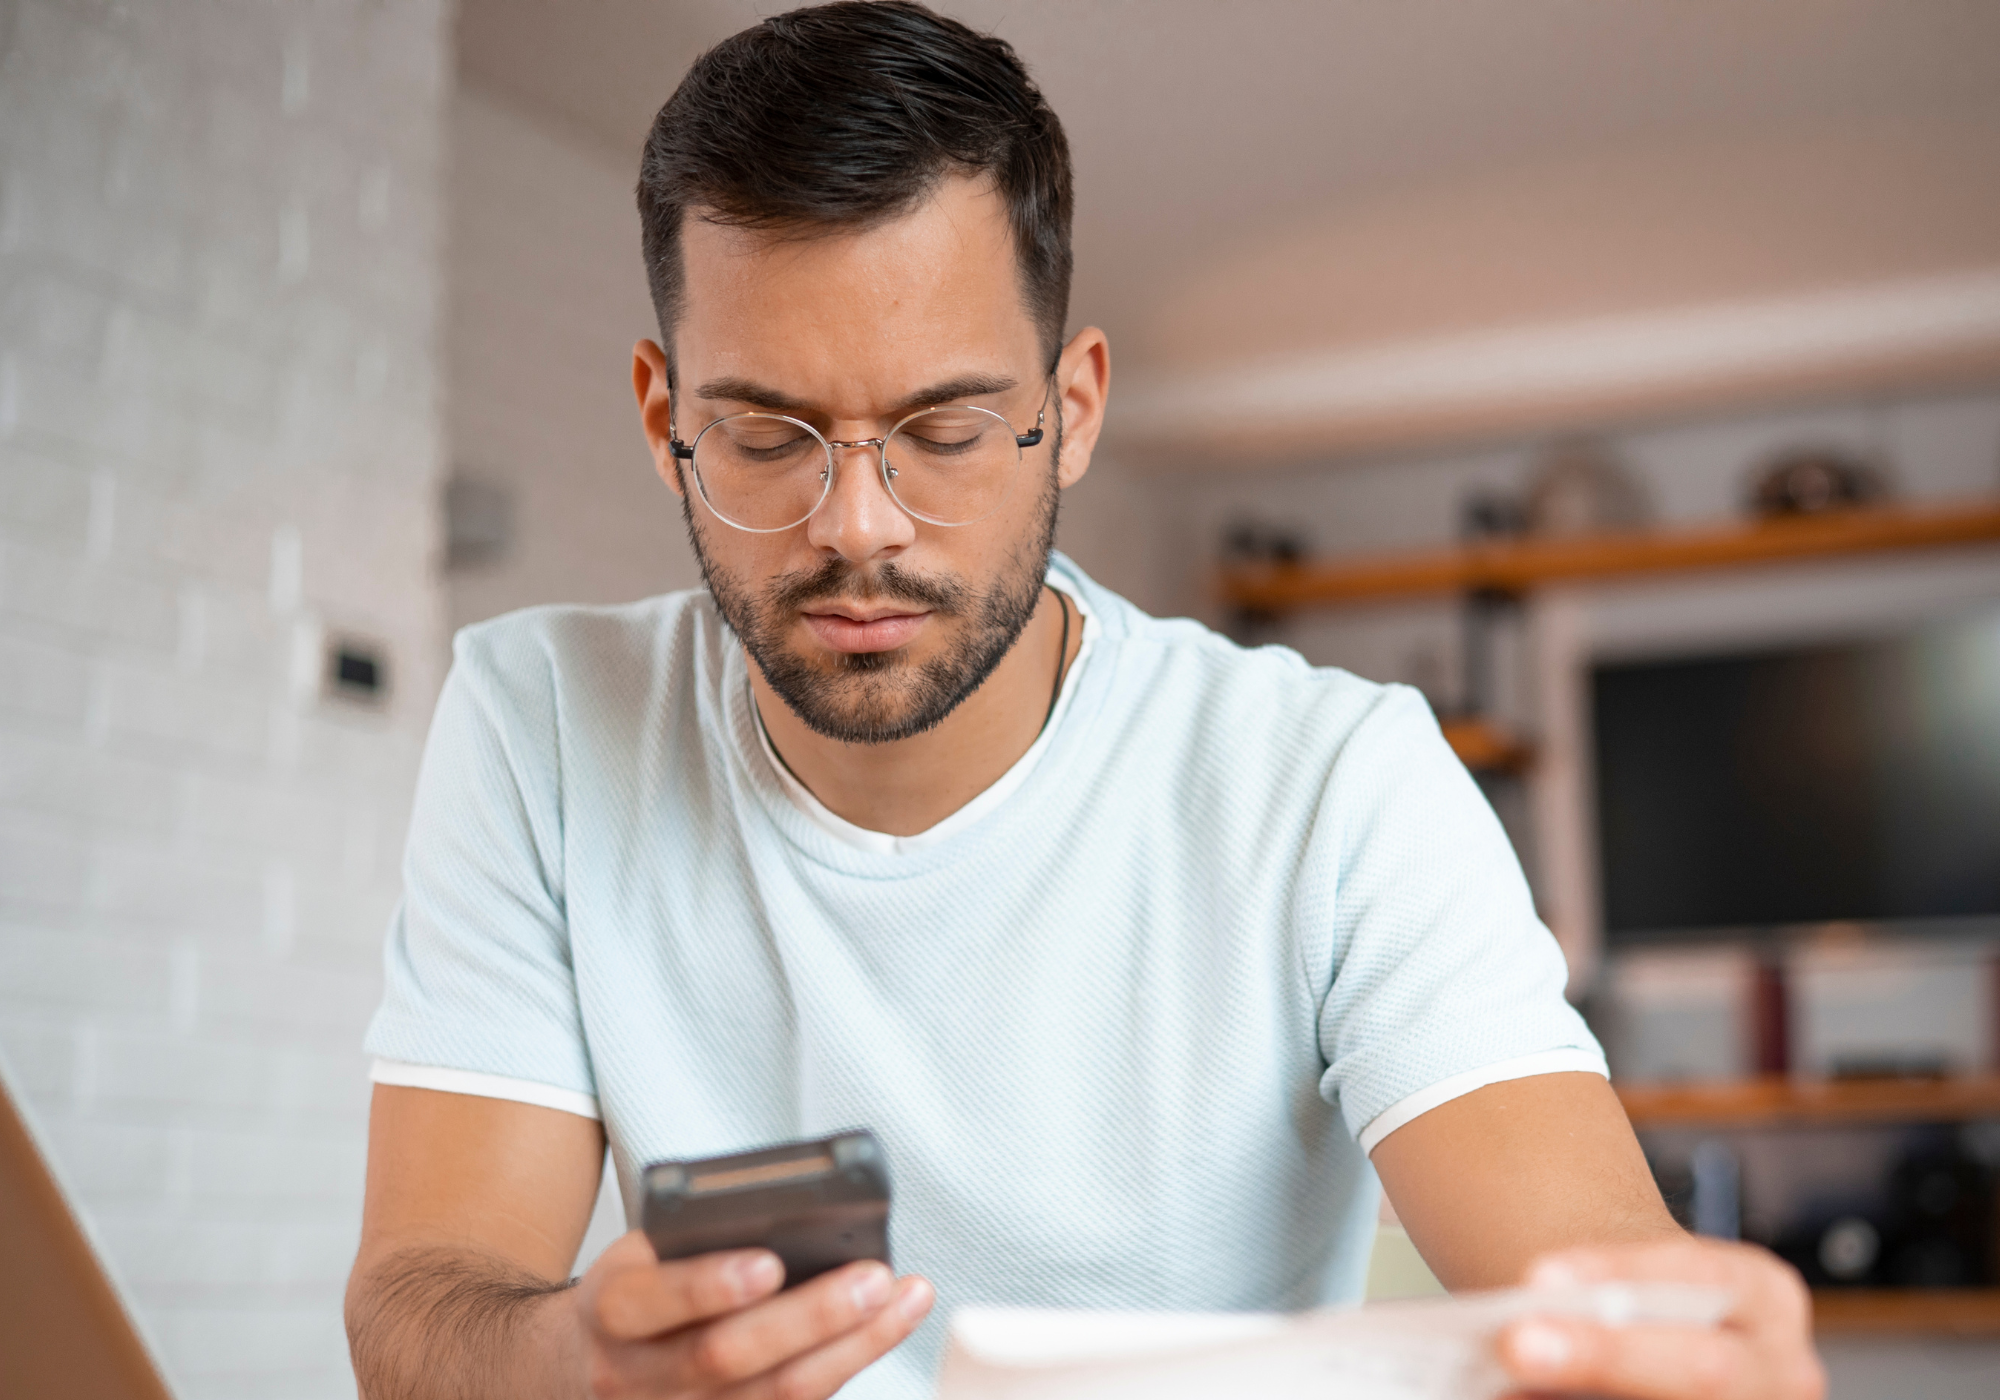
[{"left": 0, "top": 2, "right": 448, "bottom": 1397}]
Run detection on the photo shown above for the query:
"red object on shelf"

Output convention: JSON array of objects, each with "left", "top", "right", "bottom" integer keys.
[
  {"left": 1991, "top": 952, "right": 2000, "bottom": 1071},
  {"left": 1751, "top": 959, "right": 1789, "bottom": 1077}
]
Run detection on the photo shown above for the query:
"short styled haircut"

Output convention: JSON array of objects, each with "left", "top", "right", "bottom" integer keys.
[{"left": 636, "top": 1, "right": 1074, "bottom": 381}]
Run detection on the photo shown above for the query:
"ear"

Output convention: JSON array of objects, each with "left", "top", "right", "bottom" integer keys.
[
  {"left": 632, "top": 339, "right": 684, "bottom": 497},
  {"left": 1051, "top": 327, "right": 1110, "bottom": 490}
]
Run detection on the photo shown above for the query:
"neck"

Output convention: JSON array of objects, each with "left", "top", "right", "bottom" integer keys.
[{"left": 749, "top": 585, "right": 1079, "bottom": 837}]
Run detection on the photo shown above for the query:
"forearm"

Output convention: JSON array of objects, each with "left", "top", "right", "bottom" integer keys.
[
  {"left": 1371, "top": 1072, "right": 1681, "bottom": 1289},
  {"left": 346, "top": 1244, "right": 584, "bottom": 1400}
]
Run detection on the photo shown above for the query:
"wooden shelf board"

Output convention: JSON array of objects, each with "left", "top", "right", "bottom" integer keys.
[
  {"left": 1812, "top": 1289, "right": 2000, "bottom": 1337},
  {"left": 1220, "top": 499, "right": 2000, "bottom": 613},
  {"left": 1439, "top": 717, "right": 1535, "bottom": 776},
  {"left": 1619, "top": 1075, "right": 2000, "bottom": 1129}
]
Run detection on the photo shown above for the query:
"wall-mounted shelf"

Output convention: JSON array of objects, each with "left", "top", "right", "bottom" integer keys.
[
  {"left": 1618, "top": 1077, "right": 2000, "bottom": 1336},
  {"left": 1219, "top": 498, "right": 2000, "bottom": 615},
  {"left": 1618, "top": 1074, "right": 2000, "bottom": 1130},
  {"left": 1811, "top": 1289, "right": 2000, "bottom": 1337},
  {"left": 1437, "top": 716, "right": 1535, "bottom": 776}
]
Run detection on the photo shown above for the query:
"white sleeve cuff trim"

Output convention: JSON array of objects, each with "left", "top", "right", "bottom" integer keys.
[
  {"left": 370, "top": 1058, "right": 602, "bottom": 1121},
  {"left": 1357, "top": 1048, "right": 1607, "bottom": 1155}
]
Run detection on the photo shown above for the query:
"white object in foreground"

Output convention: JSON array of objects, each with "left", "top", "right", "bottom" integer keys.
[{"left": 938, "top": 1284, "right": 1732, "bottom": 1400}]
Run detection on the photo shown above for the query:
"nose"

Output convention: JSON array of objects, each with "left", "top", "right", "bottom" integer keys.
[{"left": 805, "top": 440, "right": 916, "bottom": 564}]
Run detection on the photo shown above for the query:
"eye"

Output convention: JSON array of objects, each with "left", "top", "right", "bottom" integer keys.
[
  {"left": 714, "top": 418, "right": 817, "bottom": 462},
  {"left": 897, "top": 411, "right": 995, "bottom": 456}
]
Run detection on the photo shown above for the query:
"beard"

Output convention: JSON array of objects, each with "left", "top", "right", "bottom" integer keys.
[{"left": 682, "top": 442, "right": 1062, "bottom": 746}]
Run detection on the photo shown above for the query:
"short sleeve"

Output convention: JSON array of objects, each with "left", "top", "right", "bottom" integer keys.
[
  {"left": 1313, "top": 686, "right": 1606, "bottom": 1149},
  {"left": 363, "top": 623, "right": 594, "bottom": 1099}
]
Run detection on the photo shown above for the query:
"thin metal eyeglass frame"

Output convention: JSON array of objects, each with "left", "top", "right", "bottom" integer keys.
[{"left": 668, "top": 376, "right": 1054, "bottom": 533}]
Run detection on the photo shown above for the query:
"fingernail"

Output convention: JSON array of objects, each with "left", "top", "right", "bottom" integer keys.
[
  {"left": 849, "top": 1263, "right": 892, "bottom": 1311},
  {"left": 730, "top": 1252, "right": 782, "bottom": 1296},
  {"left": 1511, "top": 1321, "right": 1573, "bottom": 1375},
  {"left": 897, "top": 1277, "right": 935, "bottom": 1322}
]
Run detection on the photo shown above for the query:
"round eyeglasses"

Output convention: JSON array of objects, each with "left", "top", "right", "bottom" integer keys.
[{"left": 669, "top": 388, "right": 1051, "bottom": 533}]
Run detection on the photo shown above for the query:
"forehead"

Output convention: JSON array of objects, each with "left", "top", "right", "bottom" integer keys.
[{"left": 675, "top": 176, "right": 1040, "bottom": 401}]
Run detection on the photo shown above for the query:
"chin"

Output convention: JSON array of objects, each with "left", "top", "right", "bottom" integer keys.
[
  {"left": 769, "top": 649, "right": 965, "bottom": 745},
  {"left": 827, "top": 646, "right": 909, "bottom": 675}
]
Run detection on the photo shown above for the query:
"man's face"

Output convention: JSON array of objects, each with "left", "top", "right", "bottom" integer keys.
[{"left": 665, "top": 178, "right": 1064, "bottom": 744}]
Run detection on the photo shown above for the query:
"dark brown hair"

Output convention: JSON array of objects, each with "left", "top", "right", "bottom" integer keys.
[{"left": 636, "top": 1, "right": 1073, "bottom": 381}]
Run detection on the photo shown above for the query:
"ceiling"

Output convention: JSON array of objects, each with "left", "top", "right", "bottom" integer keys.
[{"left": 459, "top": 0, "right": 2000, "bottom": 461}]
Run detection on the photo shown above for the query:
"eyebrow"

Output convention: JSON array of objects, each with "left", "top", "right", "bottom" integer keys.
[{"left": 693, "top": 373, "right": 1022, "bottom": 419}]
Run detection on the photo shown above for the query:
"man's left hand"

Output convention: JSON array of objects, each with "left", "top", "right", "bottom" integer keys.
[{"left": 1495, "top": 1236, "right": 1826, "bottom": 1400}]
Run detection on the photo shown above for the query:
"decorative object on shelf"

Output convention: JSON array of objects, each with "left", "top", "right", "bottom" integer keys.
[
  {"left": 1689, "top": 1139, "right": 1742, "bottom": 1241},
  {"left": 1883, "top": 1141, "right": 1996, "bottom": 1288},
  {"left": 1447, "top": 490, "right": 1533, "bottom": 776},
  {"left": 1817, "top": 1217, "right": 1882, "bottom": 1284},
  {"left": 1459, "top": 487, "right": 1527, "bottom": 541},
  {"left": 1219, "top": 519, "right": 1313, "bottom": 638},
  {"left": 1220, "top": 518, "right": 1309, "bottom": 567},
  {"left": 1830, "top": 1051, "right": 1951, "bottom": 1081},
  {"left": 1774, "top": 1135, "right": 1998, "bottom": 1291},
  {"left": 1747, "top": 446, "right": 1889, "bottom": 519},
  {"left": 1524, "top": 437, "right": 1651, "bottom": 537},
  {"left": 1751, "top": 958, "right": 1789, "bottom": 1077},
  {"left": 1778, "top": 1210, "right": 1887, "bottom": 1290}
]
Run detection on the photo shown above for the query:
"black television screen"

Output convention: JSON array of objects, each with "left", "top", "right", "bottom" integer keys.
[{"left": 1592, "top": 608, "right": 2000, "bottom": 943}]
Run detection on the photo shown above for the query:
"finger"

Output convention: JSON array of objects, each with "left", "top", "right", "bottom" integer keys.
[
  {"left": 725, "top": 1276, "right": 935, "bottom": 1400},
  {"left": 1524, "top": 1237, "right": 1811, "bottom": 1334},
  {"left": 1500, "top": 1318, "right": 1762, "bottom": 1400},
  {"left": 586, "top": 1238, "right": 785, "bottom": 1343},
  {"left": 667, "top": 1261, "right": 899, "bottom": 1389}
]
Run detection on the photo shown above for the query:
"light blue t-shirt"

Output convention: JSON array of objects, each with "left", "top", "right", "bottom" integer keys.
[{"left": 365, "top": 554, "right": 1603, "bottom": 1399}]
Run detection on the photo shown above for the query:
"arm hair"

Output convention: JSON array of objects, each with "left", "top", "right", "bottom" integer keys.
[{"left": 346, "top": 1244, "right": 576, "bottom": 1400}]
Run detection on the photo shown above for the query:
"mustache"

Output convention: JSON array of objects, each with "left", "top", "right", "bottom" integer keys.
[{"left": 770, "top": 558, "right": 972, "bottom": 615}]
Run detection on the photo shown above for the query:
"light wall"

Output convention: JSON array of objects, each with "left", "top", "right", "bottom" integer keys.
[
  {"left": 445, "top": 87, "right": 697, "bottom": 633},
  {"left": 0, "top": 2, "right": 449, "bottom": 1396},
  {"left": 1115, "top": 115, "right": 2000, "bottom": 460}
]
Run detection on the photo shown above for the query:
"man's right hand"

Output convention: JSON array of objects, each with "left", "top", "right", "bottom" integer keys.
[
  {"left": 347, "top": 1087, "right": 933, "bottom": 1400},
  {"left": 576, "top": 1233, "right": 935, "bottom": 1399}
]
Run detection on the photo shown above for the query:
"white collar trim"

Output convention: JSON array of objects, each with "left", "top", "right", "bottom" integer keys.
[{"left": 749, "top": 576, "right": 1096, "bottom": 856}]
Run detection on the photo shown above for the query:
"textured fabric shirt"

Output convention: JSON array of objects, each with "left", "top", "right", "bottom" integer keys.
[{"left": 364, "top": 554, "right": 1605, "bottom": 1399}]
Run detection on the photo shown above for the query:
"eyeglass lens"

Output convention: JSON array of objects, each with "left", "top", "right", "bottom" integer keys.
[
  {"left": 689, "top": 406, "right": 1022, "bottom": 531},
  {"left": 881, "top": 407, "right": 1018, "bottom": 526},
  {"left": 689, "top": 414, "right": 829, "bottom": 532}
]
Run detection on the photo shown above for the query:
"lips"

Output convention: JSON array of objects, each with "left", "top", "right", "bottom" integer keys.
[{"left": 801, "top": 609, "right": 930, "bottom": 654}]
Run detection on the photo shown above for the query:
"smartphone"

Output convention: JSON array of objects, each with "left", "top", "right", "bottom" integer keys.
[{"left": 640, "top": 1130, "right": 892, "bottom": 1288}]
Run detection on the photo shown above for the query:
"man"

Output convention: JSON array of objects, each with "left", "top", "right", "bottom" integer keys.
[{"left": 345, "top": 5, "right": 1823, "bottom": 1399}]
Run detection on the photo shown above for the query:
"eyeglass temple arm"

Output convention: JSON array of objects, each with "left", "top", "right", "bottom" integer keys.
[{"left": 1015, "top": 372, "right": 1057, "bottom": 448}]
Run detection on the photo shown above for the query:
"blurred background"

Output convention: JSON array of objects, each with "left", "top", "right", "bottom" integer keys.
[{"left": 3, "top": 1, "right": 1999, "bottom": 1396}]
